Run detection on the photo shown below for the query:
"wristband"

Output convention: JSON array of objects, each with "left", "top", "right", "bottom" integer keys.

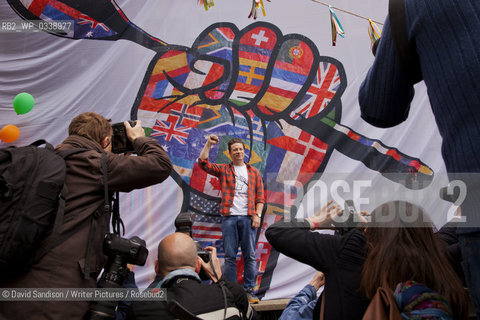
[{"left": 308, "top": 217, "right": 320, "bottom": 230}]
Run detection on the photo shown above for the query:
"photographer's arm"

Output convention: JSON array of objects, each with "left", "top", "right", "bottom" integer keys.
[
  {"left": 265, "top": 217, "right": 342, "bottom": 273},
  {"left": 199, "top": 246, "right": 222, "bottom": 282},
  {"left": 358, "top": 17, "right": 415, "bottom": 128},
  {"left": 107, "top": 120, "right": 173, "bottom": 191}
]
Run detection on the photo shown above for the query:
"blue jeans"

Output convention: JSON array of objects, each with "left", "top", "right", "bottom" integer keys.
[
  {"left": 459, "top": 232, "right": 480, "bottom": 320},
  {"left": 222, "top": 215, "right": 257, "bottom": 291}
]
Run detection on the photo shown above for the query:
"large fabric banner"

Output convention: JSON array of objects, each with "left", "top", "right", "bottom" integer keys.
[{"left": 0, "top": 0, "right": 453, "bottom": 299}]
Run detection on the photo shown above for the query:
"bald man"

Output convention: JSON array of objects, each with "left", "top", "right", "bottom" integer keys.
[{"left": 127, "top": 233, "right": 257, "bottom": 320}]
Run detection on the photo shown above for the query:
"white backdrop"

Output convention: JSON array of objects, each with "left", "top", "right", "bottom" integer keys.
[{"left": 0, "top": 0, "right": 452, "bottom": 300}]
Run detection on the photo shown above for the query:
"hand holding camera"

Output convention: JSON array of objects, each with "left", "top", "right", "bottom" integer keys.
[
  {"left": 332, "top": 200, "right": 369, "bottom": 235},
  {"left": 111, "top": 120, "right": 146, "bottom": 154},
  {"left": 199, "top": 246, "right": 222, "bottom": 282},
  {"left": 124, "top": 120, "right": 145, "bottom": 142},
  {"left": 307, "top": 200, "right": 342, "bottom": 230},
  {"left": 307, "top": 200, "right": 369, "bottom": 234}
]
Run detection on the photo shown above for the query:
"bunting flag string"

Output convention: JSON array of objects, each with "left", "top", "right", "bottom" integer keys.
[
  {"left": 311, "top": 0, "right": 384, "bottom": 47},
  {"left": 249, "top": 0, "right": 268, "bottom": 19},
  {"left": 329, "top": 5, "right": 345, "bottom": 46},
  {"left": 311, "top": 0, "right": 383, "bottom": 25},
  {"left": 195, "top": 0, "right": 383, "bottom": 48},
  {"left": 198, "top": 0, "right": 215, "bottom": 11},
  {"left": 368, "top": 18, "right": 382, "bottom": 47}
]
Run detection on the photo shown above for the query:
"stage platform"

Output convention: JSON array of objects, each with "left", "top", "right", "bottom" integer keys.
[
  {"left": 252, "top": 298, "right": 290, "bottom": 312},
  {"left": 251, "top": 298, "right": 290, "bottom": 319}
]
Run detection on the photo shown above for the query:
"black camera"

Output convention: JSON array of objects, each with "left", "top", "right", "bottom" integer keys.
[
  {"left": 111, "top": 120, "right": 136, "bottom": 154},
  {"left": 332, "top": 200, "right": 361, "bottom": 235},
  {"left": 197, "top": 249, "right": 211, "bottom": 264},
  {"left": 174, "top": 211, "right": 195, "bottom": 237},
  {"left": 85, "top": 233, "right": 148, "bottom": 320},
  {"left": 98, "top": 233, "right": 148, "bottom": 288}
]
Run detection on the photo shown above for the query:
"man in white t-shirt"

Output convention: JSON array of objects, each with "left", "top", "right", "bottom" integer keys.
[{"left": 198, "top": 135, "right": 265, "bottom": 303}]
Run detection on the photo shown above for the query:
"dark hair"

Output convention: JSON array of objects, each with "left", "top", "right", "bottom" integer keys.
[
  {"left": 228, "top": 138, "right": 245, "bottom": 152},
  {"left": 360, "top": 201, "right": 468, "bottom": 319},
  {"left": 68, "top": 112, "right": 112, "bottom": 146}
]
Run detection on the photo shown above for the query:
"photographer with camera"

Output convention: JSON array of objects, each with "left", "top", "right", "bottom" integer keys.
[
  {"left": 266, "top": 200, "right": 468, "bottom": 320},
  {"left": 1, "top": 112, "right": 172, "bottom": 320},
  {"left": 266, "top": 200, "right": 371, "bottom": 320},
  {"left": 127, "top": 232, "right": 258, "bottom": 320}
]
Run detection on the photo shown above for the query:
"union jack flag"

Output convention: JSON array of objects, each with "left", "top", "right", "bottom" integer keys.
[
  {"left": 78, "top": 13, "right": 109, "bottom": 31},
  {"left": 291, "top": 61, "right": 341, "bottom": 120},
  {"left": 151, "top": 117, "right": 191, "bottom": 145}
]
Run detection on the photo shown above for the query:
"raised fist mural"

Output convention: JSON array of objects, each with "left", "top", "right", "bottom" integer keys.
[{"left": 7, "top": 0, "right": 434, "bottom": 295}]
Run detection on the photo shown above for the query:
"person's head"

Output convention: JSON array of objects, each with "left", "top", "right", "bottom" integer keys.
[
  {"left": 68, "top": 112, "right": 113, "bottom": 150},
  {"left": 228, "top": 138, "right": 245, "bottom": 165},
  {"left": 360, "top": 201, "right": 468, "bottom": 319},
  {"left": 155, "top": 233, "right": 201, "bottom": 278}
]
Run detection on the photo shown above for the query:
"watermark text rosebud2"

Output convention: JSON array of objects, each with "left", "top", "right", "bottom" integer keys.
[{"left": 270, "top": 172, "right": 470, "bottom": 226}]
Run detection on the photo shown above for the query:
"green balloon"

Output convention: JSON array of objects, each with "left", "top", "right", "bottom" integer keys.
[{"left": 13, "top": 92, "right": 34, "bottom": 115}]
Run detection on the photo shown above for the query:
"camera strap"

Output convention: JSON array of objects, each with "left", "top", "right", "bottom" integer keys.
[
  {"left": 209, "top": 259, "right": 220, "bottom": 282},
  {"left": 84, "top": 152, "right": 112, "bottom": 279},
  {"left": 218, "top": 281, "right": 228, "bottom": 320},
  {"left": 111, "top": 191, "right": 125, "bottom": 235}
]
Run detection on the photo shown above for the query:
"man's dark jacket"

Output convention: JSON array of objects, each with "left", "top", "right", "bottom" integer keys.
[
  {"left": 128, "top": 274, "right": 258, "bottom": 320},
  {"left": 1, "top": 135, "right": 172, "bottom": 320}
]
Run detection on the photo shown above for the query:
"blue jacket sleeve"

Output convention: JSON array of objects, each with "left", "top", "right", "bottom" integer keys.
[{"left": 278, "top": 284, "right": 318, "bottom": 320}]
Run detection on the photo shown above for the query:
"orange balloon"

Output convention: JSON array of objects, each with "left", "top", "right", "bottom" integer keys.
[{"left": 0, "top": 124, "right": 20, "bottom": 143}]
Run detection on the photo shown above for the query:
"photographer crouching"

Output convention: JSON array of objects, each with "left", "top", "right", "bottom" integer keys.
[{"left": 126, "top": 232, "right": 258, "bottom": 320}]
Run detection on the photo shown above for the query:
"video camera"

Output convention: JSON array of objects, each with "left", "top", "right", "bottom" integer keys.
[
  {"left": 111, "top": 120, "right": 136, "bottom": 154},
  {"left": 85, "top": 233, "right": 148, "bottom": 320}
]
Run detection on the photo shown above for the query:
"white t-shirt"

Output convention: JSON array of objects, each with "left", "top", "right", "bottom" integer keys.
[{"left": 230, "top": 164, "right": 249, "bottom": 216}]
